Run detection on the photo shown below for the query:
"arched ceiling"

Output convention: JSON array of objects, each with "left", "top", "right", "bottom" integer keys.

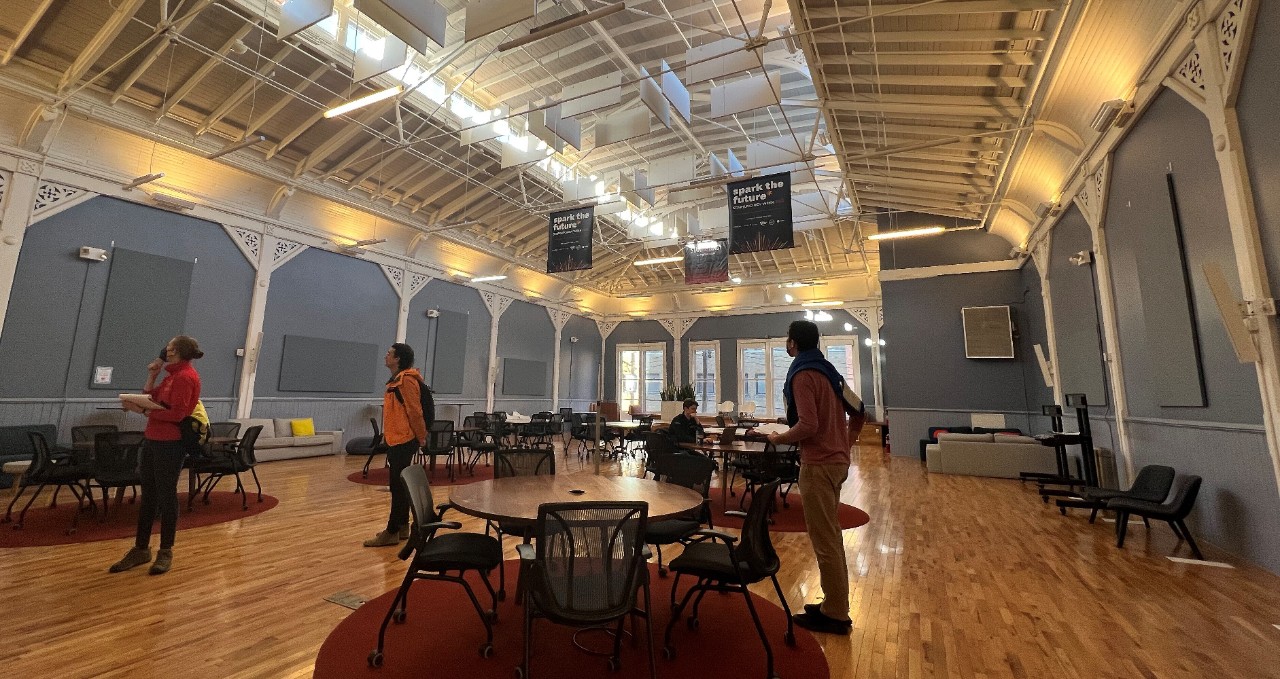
[{"left": 0, "top": 0, "right": 1182, "bottom": 312}]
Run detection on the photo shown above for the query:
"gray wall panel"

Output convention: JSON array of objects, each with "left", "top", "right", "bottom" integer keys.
[
  {"left": 91, "top": 249, "right": 192, "bottom": 391},
  {"left": 1105, "top": 89, "right": 1262, "bottom": 423},
  {"left": 880, "top": 227, "right": 1011, "bottom": 270},
  {"left": 278, "top": 335, "right": 381, "bottom": 392},
  {"left": 256, "top": 248, "right": 396, "bottom": 398},
  {"left": 496, "top": 299, "right": 553, "bottom": 402},
  {"left": 430, "top": 310, "right": 469, "bottom": 394},
  {"left": 562, "top": 315, "right": 600, "bottom": 401},
  {"left": 0, "top": 196, "right": 252, "bottom": 400},
  {"left": 1047, "top": 206, "right": 1108, "bottom": 406},
  {"left": 411, "top": 279, "right": 489, "bottom": 399}
]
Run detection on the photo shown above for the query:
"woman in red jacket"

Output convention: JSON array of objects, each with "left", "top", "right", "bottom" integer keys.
[{"left": 110, "top": 335, "right": 203, "bottom": 575}]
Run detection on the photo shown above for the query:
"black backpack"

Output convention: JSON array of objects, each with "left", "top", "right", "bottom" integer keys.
[{"left": 392, "top": 376, "right": 435, "bottom": 431}]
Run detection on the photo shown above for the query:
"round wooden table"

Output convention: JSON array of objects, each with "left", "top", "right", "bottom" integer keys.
[{"left": 447, "top": 474, "right": 704, "bottom": 524}]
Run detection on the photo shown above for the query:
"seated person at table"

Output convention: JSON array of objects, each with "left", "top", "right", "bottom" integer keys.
[{"left": 668, "top": 399, "right": 712, "bottom": 444}]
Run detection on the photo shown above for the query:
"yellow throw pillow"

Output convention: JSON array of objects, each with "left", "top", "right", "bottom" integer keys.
[{"left": 291, "top": 418, "right": 316, "bottom": 436}]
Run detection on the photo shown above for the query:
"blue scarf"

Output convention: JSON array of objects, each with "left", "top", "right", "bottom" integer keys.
[{"left": 783, "top": 348, "right": 846, "bottom": 426}]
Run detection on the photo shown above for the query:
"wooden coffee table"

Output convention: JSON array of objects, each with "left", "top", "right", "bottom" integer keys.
[{"left": 446, "top": 473, "right": 703, "bottom": 524}]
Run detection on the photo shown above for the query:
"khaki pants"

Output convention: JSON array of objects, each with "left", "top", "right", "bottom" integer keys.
[{"left": 799, "top": 462, "right": 851, "bottom": 621}]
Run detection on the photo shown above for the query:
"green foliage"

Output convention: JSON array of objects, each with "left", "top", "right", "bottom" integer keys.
[{"left": 660, "top": 383, "right": 696, "bottom": 401}]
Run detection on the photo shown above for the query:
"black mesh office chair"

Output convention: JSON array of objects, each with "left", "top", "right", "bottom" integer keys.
[
  {"left": 418, "top": 420, "right": 456, "bottom": 481},
  {"left": 645, "top": 452, "right": 716, "bottom": 576},
  {"left": 490, "top": 448, "right": 555, "bottom": 600},
  {"left": 642, "top": 430, "right": 679, "bottom": 480},
  {"left": 515, "top": 501, "right": 654, "bottom": 679},
  {"left": 188, "top": 425, "right": 263, "bottom": 510},
  {"left": 90, "top": 431, "right": 144, "bottom": 521},
  {"left": 6, "top": 432, "right": 95, "bottom": 531},
  {"left": 663, "top": 480, "right": 794, "bottom": 679},
  {"left": 71, "top": 424, "right": 117, "bottom": 463},
  {"left": 739, "top": 442, "right": 800, "bottom": 510},
  {"left": 458, "top": 415, "right": 499, "bottom": 472},
  {"left": 207, "top": 421, "right": 242, "bottom": 458},
  {"left": 368, "top": 464, "right": 501, "bottom": 668}
]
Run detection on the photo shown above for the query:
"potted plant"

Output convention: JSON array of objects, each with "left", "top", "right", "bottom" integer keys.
[{"left": 659, "top": 383, "right": 695, "bottom": 421}]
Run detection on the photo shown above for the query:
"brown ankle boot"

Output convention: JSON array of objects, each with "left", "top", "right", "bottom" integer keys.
[
  {"left": 109, "top": 547, "right": 152, "bottom": 573},
  {"left": 363, "top": 530, "right": 399, "bottom": 547},
  {"left": 149, "top": 549, "right": 173, "bottom": 575}
]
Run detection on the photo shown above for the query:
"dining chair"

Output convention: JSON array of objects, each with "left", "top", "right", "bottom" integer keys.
[
  {"left": 6, "top": 432, "right": 95, "bottom": 531},
  {"left": 515, "top": 501, "right": 654, "bottom": 679},
  {"left": 368, "top": 464, "right": 500, "bottom": 668},
  {"left": 354, "top": 418, "right": 388, "bottom": 478},
  {"left": 418, "top": 420, "right": 456, "bottom": 481},
  {"left": 458, "top": 415, "right": 498, "bottom": 472},
  {"left": 71, "top": 424, "right": 118, "bottom": 463},
  {"left": 662, "top": 480, "right": 794, "bottom": 679},
  {"left": 188, "top": 425, "right": 263, "bottom": 510}
]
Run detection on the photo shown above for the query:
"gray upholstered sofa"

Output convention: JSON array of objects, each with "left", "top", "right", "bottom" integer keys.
[
  {"left": 925, "top": 432, "right": 1057, "bottom": 479},
  {"left": 229, "top": 418, "right": 342, "bottom": 462}
]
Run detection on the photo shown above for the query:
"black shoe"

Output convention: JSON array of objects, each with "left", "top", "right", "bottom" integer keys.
[
  {"left": 149, "top": 548, "right": 173, "bottom": 575},
  {"left": 109, "top": 547, "right": 151, "bottom": 573},
  {"left": 793, "top": 610, "right": 852, "bottom": 635}
]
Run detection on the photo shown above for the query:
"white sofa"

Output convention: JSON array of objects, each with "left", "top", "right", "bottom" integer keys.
[
  {"left": 230, "top": 418, "right": 343, "bottom": 462},
  {"left": 925, "top": 432, "right": 1057, "bottom": 479}
]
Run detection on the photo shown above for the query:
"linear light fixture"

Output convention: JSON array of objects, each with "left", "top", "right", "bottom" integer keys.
[
  {"left": 123, "top": 172, "right": 164, "bottom": 190},
  {"left": 498, "top": 3, "right": 626, "bottom": 52},
  {"left": 634, "top": 255, "right": 683, "bottom": 266},
  {"left": 323, "top": 85, "right": 403, "bottom": 119},
  {"left": 801, "top": 300, "right": 843, "bottom": 307},
  {"left": 685, "top": 240, "right": 722, "bottom": 251},
  {"left": 470, "top": 275, "right": 507, "bottom": 283},
  {"left": 866, "top": 226, "right": 945, "bottom": 241},
  {"left": 207, "top": 134, "right": 266, "bottom": 160}
]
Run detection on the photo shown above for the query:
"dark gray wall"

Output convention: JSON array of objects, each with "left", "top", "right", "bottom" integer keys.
[
  {"left": 1238, "top": 0, "right": 1280, "bottom": 303},
  {"left": 256, "top": 248, "right": 395, "bottom": 399},
  {"left": 495, "top": 299, "right": 554, "bottom": 410},
  {"left": 882, "top": 267, "right": 1050, "bottom": 449},
  {"left": 0, "top": 196, "right": 252, "bottom": 400},
  {"left": 408, "top": 278, "right": 491, "bottom": 407},
  {"left": 561, "top": 315, "right": 601, "bottom": 405},
  {"left": 1047, "top": 205, "right": 1108, "bottom": 407},
  {"left": 1105, "top": 89, "right": 1262, "bottom": 424},
  {"left": 880, "top": 227, "right": 1011, "bottom": 270}
]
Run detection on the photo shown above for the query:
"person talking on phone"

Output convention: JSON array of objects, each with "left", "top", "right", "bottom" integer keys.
[{"left": 110, "top": 336, "right": 203, "bottom": 575}]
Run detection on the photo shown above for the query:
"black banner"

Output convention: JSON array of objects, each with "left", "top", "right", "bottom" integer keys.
[
  {"left": 728, "top": 171, "right": 793, "bottom": 255},
  {"left": 546, "top": 206, "right": 594, "bottom": 273},
  {"left": 684, "top": 238, "right": 729, "bottom": 285}
]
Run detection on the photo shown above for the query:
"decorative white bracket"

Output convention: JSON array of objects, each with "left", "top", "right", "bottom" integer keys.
[
  {"left": 269, "top": 237, "right": 306, "bottom": 272},
  {"left": 547, "top": 307, "right": 573, "bottom": 332},
  {"left": 848, "top": 305, "right": 883, "bottom": 331},
  {"left": 481, "top": 290, "right": 514, "bottom": 319},
  {"left": 1073, "top": 156, "right": 1111, "bottom": 233},
  {"left": 657, "top": 317, "right": 696, "bottom": 340},
  {"left": 0, "top": 171, "right": 9, "bottom": 211},
  {"left": 223, "top": 226, "right": 263, "bottom": 268},
  {"left": 595, "top": 319, "right": 620, "bottom": 340},
  {"left": 30, "top": 180, "right": 96, "bottom": 224}
]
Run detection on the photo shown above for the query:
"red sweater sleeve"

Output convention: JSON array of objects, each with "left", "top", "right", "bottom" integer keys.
[{"left": 149, "top": 373, "right": 198, "bottom": 423}]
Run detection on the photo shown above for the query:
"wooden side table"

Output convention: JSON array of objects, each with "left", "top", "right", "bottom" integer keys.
[{"left": 3, "top": 460, "right": 32, "bottom": 498}]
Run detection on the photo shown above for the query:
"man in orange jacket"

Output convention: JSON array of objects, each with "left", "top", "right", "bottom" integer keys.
[{"left": 364, "top": 343, "right": 429, "bottom": 547}]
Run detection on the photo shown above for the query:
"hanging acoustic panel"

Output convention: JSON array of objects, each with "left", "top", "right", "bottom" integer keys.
[
  {"left": 278, "top": 0, "right": 334, "bottom": 40},
  {"left": 595, "top": 108, "right": 652, "bottom": 147},
  {"left": 465, "top": 0, "right": 535, "bottom": 42},
  {"left": 687, "top": 36, "right": 757, "bottom": 84},
  {"left": 559, "top": 72, "right": 622, "bottom": 118}
]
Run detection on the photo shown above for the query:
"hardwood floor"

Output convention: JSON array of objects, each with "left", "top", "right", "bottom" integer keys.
[{"left": 2, "top": 443, "right": 1277, "bottom": 678}]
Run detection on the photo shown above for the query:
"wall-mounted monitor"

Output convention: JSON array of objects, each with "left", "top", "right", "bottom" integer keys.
[{"left": 961, "top": 305, "right": 1014, "bottom": 359}]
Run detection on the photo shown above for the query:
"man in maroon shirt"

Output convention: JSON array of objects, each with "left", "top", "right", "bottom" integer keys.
[{"left": 766, "top": 320, "right": 857, "bottom": 634}]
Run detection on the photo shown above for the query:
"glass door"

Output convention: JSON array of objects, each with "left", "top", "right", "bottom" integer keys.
[{"left": 617, "top": 343, "right": 665, "bottom": 415}]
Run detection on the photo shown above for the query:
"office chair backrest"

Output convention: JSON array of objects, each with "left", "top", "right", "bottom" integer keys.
[
  {"left": 26, "top": 431, "right": 56, "bottom": 478},
  {"left": 400, "top": 464, "right": 441, "bottom": 539},
  {"left": 495, "top": 448, "right": 555, "bottom": 477},
  {"left": 1166, "top": 475, "right": 1203, "bottom": 520},
  {"left": 425, "top": 420, "right": 454, "bottom": 453},
  {"left": 531, "top": 501, "right": 648, "bottom": 619},
  {"left": 735, "top": 479, "right": 782, "bottom": 581},
  {"left": 662, "top": 453, "right": 717, "bottom": 499},
  {"left": 719, "top": 426, "right": 738, "bottom": 444},
  {"left": 1129, "top": 465, "right": 1176, "bottom": 503},
  {"left": 236, "top": 426, "right": 264, "bottom": 467},
  {"left": 93, "top": 431, "right": 144, "bottom": 480},
  {"left": 72, "top": 425, "right": 118, "bottom": 446}
]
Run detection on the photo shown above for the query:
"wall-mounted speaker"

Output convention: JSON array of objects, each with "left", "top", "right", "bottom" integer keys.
[{"left": 961, "top": 305, "right": 1015, "bottom": 359}]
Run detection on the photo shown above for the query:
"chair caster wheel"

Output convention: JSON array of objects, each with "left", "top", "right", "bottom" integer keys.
[
  {"left": 13, "top": 523, "right": 23, "bottom": 530},
  {"left": 367, "top": 650, "right": 384, "bottom": 668},
  {"left": 65, "top": 528, "right": 76, "bottom": 535},
  {"left": 515, "top": 666, "right": 525, "bottom": 679},
  {"left": 1059, "top": 507, "right": 1066, "bottom": 516},
  {"left": 687, "top": 617, "right": 699, "bottom": 630},
  {"left": 480, "top": 644, "right": 494, "bottom": 658},
  {"left": 487, "top": 609, "right": 499, "bottom": 622},
  {"left": 663, "top": 646, "right": 677, "bottom": 660},
  {"left": 393, "top": 610, "right": 407, "bottom": 624},
  {"left": 658, "top": 567, "right": 668, "bottom": 578},
  {"left": 785, "top": 631, "right": 796, "bottom": 646},
  {"left": 497, "top": 590, "right": 507, "bottom": 602},
  {"left": 606, "top": 657, "right": 621, "bottom": 672}
]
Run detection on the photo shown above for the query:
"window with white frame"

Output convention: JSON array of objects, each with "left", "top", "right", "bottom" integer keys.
[
  {"left": 689, "top": 341, "right": 719, "bottom": 409},
  {"left": 617, "top": 343, "right": 665, "bottom": 415},
  {"left": 738, "top": 334, "right": 860, "bottom": 418}
]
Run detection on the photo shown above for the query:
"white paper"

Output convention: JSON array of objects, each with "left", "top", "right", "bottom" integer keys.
[
  {"left": 119, "top": 393, "right": 164, "bottom": 410},
  {"left": 752, "top": 423, "right": 789, "bottom": 436},
  {"left": 94, "top": 366, "right": 113, "bottom": 385}
]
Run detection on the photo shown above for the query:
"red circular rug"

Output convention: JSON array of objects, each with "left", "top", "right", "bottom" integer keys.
[
  {"left": 315, "top": 561, "right": 830, "bottom": 679},
  {"left": 348, "top": 462, "right": 495, "bottom": 487},
  {"left": 708, "top": 488, "right": 869, "bottom": 532},
  {"left": 0, "top": 491, "right": 278, "bottom": 548}
]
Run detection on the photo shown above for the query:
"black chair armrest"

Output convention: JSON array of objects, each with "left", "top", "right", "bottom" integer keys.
[
  {"left": 516, "top": 543, "right": 535, "bottom": 560},
  {"left": 419, "top": 520, "right": 462, "bottom": 531},
  {"left": 691, "top": 528, "right": 738, "bottom": 545}
]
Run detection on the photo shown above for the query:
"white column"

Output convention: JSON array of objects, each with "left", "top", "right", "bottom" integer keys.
[
  {"left": 658, "top": 317, "right": 696, "bottom": 387},
  {"left": 381, "top": 266, "right": 431, "bottom": 345},
  {"left": 0, "top": 164, "right": 40, "bottom": 336},
  {"left": 547, "top": 308, "right": 572, "bottom": 411},
  {"left": 1031, "top": 239, "right": 1065, "bottom": 406},
  {"left": 230, "top": 231, "right": 307, "bottom": 418},
  {"left": 849, "top": 304, "right": 885, "bottom": 422},
  {"left": 481, "top": 292, "right": 513, "bottom": 412},
  {"left": 1181, "top": 1, "right": 1280, "bottom": 497}
]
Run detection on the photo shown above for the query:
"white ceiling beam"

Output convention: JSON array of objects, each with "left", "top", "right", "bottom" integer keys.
[
  {"left": 110, "top": 0, "right": 218, "bottom": 104},
  {"left": 821, "top": 74, "right": 1028, "bottom": 89},
  {"left": 267, "top": 83, "right": 361, "bottom": 160},
  {"left": 809, "top": 29, "right": 1046, "bottom": 43},
  {"left": 293, "top": 100, "right": 396, "bottom": 178},
  {"left": 802, "top": 0, "right": 1059, "bottom": 19},
  {"left": 197, "top": 45, "right": 295, "bottom": 136},
  {"left": 242, "top": 62, "right": 331, "bottom": 138},
  {"left": 56, "top": 0, "right": 147, "bottom": 92},
  {"left": 2, "top": 0, "right": 55, "bottom": 66},
  {"left": 157, "top": 24, "right": 254, "bottom": 121},
  {"left": 814, "top": 52, "right": 1037, "bottom": 67},
  {"left": 824, "top": 99, "right": 1021, "bottom": 120}
]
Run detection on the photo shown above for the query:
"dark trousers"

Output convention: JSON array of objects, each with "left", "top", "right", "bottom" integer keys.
[
  {"left": 385, "top": 440, "right": 418, "bottom": 532},
  {"left": 135, "top": 440, "right": 186, "bottom": 550}
]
